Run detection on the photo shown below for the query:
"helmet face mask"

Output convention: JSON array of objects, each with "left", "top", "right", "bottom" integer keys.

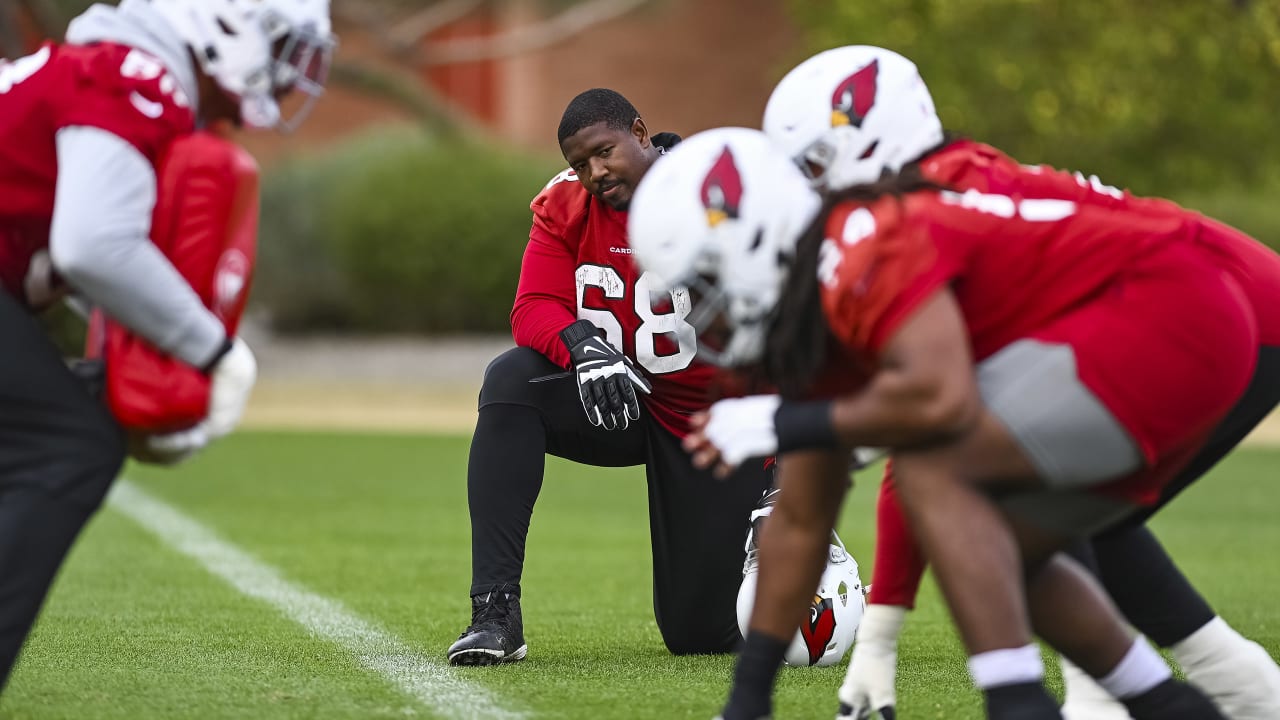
[
  {"left": 627, "top": 127, "right": 821, "bottom": 370},
  {"left": 154, "top": 0, "right": 335, "bottom": 131}
]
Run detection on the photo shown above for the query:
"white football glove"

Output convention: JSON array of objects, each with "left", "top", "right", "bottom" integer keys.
[
  {"left": 205, "top": 337, "right": 257, "bottom": 439},
  {"left": 132, "top": 424, "right": 210, "bottom": 466},
  {"left": 703, "top": 395, "right": 783, "bottom": 467},
  {"left": 838, "top": 604, "right": 907, "bottom": 720}
]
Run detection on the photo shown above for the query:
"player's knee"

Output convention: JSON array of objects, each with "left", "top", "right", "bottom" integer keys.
[
  {"left": 657, "top": 608, "right": 740, "bottom": 656},
  {"left": 478, "top": 347, "right": 561, "bottom": 408}
]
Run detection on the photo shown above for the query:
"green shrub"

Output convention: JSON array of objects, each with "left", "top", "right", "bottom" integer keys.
[{"left": 255, "top": 126, "right": 563, "bottom": 334}]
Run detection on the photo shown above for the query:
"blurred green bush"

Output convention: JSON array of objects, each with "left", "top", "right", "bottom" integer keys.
[
  {"left": 254, "top": 126, "right": 563, "bottom": 334},
  {"left": 787, "top": 1, "right": 1280, "bottom": 198}
]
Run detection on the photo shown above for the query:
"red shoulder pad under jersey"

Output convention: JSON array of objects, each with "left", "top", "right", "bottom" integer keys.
[
  {"left": 530, "top": 168, "right": 591, "bottom": 243},
  {"left": 818, "top": 196, "right": 950, "bottom": 356},
  {"left": 86, "top": 132, "right": 260, "bottom": 433},
  {"left": 55, "top": 43, "right": 196, "bottom": 165}
]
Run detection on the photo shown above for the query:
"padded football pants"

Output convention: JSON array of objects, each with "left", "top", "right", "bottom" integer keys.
[
  {"left": 1069, "top": 344, "right": 1280, "bottom": 647},
  {"left": 466, "top": 346, "right": 770, "bottom": 655},
  {"left": 0, "top": 292, "right": 125, "bottom": 689}
]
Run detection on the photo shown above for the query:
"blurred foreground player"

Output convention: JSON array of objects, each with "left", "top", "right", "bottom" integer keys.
[{"left": 0, "top": 0, "right": 333, "bottom": 688}]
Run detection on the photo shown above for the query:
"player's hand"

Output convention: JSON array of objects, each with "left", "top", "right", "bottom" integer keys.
[
  {"left": 560, "top": 320, "right": 652, "bottom": 430},
  {"left": 129, "top": 424, "right": 209, "bottom": 466},
  {"left": 837, "top": 605, "right": 907, "bottom": 720},
  {"left": 205, "top": 337, "right": 257, "bottom": 439},
  {"left": 685, "top": 395, "right": 782, "bottom": 478}
]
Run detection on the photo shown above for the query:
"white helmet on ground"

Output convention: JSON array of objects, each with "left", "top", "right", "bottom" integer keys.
[
  {"left": 763, "top": 45, "right": 943, "bottom": 191},
  {"left": 626, "top": 127, "right": 821, "bottom": 367},
  {"left": 736, "top": 539, "right": 866, "bottom": 667},
  {"left": 151, "top": 0, "right": 335, "bottom": 131}
]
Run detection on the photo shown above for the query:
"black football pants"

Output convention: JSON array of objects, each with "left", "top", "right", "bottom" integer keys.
[
  {"left": 466, "top": 347, "right": 770, "bottom": 654},
  {"left": 0, "top": 291, "right": 125, "bottom": 689}
]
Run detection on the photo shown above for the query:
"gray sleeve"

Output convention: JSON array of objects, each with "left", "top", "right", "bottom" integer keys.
[{"left": 50, "top": 126, "right": 226, "bottom": 369}]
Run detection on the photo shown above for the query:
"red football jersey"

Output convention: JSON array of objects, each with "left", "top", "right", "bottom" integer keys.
[
  {"left": 860, "top": 141, "right": 1280, "bottom": 607},
  {"left": 820, "top": 152, "right": 1220, "bottom": 363},
  {"left": 0, "top": 41, "right": 195, "bottom": 300},
  {"left": 512, "top": 169, "right": 714, "bottom": 437}
]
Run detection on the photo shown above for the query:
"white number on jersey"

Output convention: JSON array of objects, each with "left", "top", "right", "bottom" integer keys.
[
  {"left": 940, "top": 189, "right": 1076, "bottom": 222},
  {"left": 575, "top": 264, "right": 697, "bottom": 375},
  {"left": 0, "top": 46, "right": 51, "bottom": 94}
]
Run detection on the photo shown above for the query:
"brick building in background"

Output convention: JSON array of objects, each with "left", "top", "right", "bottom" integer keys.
[{"left": 241, "top": 0, "right": 802, "bottom": 165}]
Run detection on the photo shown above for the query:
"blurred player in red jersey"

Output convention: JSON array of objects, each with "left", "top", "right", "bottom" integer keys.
[
  {"left": 759, "top": 46, "right": 1280, "bottom": 720},
  {"left": 447, "top": 89, "right": 773, "bottom": 666},
  {"left": 0, "top": 0, "right": 333, "bottom": 689},
  {"left": 626, "top": 124, "right": 1280, "bottom": 720}
]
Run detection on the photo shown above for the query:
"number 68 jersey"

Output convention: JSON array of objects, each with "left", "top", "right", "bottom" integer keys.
[
  {"left": 512, "top": 168, "right": 716, "bottom": 438},
  {"left": 0, "top": 41, "right": 195, "bottom": 303}
]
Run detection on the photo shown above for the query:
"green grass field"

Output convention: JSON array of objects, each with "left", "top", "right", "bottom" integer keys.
[{"left": 2, "top": 431, "right": 1277, "bottom": 719}]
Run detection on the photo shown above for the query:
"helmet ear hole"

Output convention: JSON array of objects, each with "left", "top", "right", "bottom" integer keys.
[
  {"left": 749, "top": 229, "right": 764, "bottom": 252},
  {"left": 858, "top": 139, "right": 879, "bottom": 160}
]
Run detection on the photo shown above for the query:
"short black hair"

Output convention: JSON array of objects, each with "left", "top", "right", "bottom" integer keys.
[{"left": 557, "top": 88, "right": 640, "bottom": 146}]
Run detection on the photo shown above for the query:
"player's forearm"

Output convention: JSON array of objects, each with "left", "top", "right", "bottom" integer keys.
[
  {"left": 51, "top": 126, "right": 226, "bottom": 369},
  {"left": 828, "top": 365, "right": 976, "bottom": 447},
  {"left": 510, "top": 299, "right": 577, "bottom": 368}
]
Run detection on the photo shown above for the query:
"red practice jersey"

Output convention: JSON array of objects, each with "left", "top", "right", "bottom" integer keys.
[
  {"left": 0, "top": 41, "right": 195, "bottom": 300},
  {"left": 512, "top": 169, "right": 714, "bottom": 437},
  {"left": 842, "top": 142, "right": 1280, "bottom": 607}
]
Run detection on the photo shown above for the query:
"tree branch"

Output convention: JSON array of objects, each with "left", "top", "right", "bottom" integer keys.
[
  {"left": 414, "top": 0, "right": 648, "bottom": 66},
  {"left": 389, "top": 0, "right": 484, "bottom": 50}
]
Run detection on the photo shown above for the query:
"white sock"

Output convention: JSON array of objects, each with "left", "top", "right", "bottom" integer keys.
[
  {"left": 968, "top": 645, "right": 1044, "bottom": 689},
  {"left": 1098, "top": 637, "right": 1171, "bottom": 700}
]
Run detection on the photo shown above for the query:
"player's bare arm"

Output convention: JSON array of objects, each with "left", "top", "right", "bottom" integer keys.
[{"left": 685, "top": 288, "right": 980, "bottom": 475}]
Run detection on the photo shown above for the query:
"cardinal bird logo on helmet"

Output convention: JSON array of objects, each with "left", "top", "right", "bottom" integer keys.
[
  {"left": 700, "top": 146, "right": 744, "bottom": 228},
  {"left": 799, "top": 593, "right": 838, "bottom": 665},
  {"left": 831, "top": 59, "right": 879, "bottom": 129}
]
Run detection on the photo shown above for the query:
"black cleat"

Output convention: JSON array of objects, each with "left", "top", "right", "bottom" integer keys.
[{"left": 447, "top": 589, "right": 527, "bottom": 666}]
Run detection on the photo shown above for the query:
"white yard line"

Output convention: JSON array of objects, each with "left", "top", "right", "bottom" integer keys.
[{"left": 108, "top": 479, "right": 527, "bottom": 720}]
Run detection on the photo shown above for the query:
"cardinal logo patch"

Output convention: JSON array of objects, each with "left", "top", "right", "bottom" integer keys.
[
  {"left": 831, "top": 59, "right": 879, "bottom": 128},
  {"left": 700, "top": 146, "right": 744, "bottom": 228},
  {"left": 799, "top": 594, "right": 837, "bottom": 665}
]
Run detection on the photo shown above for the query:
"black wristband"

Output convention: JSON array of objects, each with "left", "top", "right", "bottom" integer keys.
[
  {"left": 559, "top": 319, "right": 598, "bottom": 351},
  {"left": 199, "top": 337, "right": 234, "bottom": 376},
  {"left": 774, "top": 399, "right": 838, "bottom": 453}
]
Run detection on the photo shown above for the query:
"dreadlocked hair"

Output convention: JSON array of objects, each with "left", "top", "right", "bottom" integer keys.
[{"left": 763, "top": 159, "right": 956, "bottom": 398}]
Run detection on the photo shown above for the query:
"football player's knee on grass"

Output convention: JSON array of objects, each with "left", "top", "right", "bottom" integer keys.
[
  {"left": 660, "top": 630, "right": 738, "bottom": 656},
  {"left": 658, "top": 611, "right": 740, "bottom": 656}
]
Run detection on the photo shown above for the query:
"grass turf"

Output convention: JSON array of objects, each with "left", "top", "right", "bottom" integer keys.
[{"left": 2, "top": 431, "right": 1277, "bottom": 719}]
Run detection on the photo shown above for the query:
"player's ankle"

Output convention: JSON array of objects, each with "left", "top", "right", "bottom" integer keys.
[
  {"left": 1098, "top": 637, "right": 1171, "bottom": 700},
  {"left": 721, "top": 631, "right": 788, "bottom": 720}
]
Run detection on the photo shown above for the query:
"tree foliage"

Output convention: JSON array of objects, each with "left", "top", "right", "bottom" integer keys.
[{"left": 787, "top": 0, "right": 1280, "bottom": 196}]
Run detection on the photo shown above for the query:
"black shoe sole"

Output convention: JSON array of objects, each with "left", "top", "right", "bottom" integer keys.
[{"left": 448, "top": 644, "right": 528, "bottom": 666}]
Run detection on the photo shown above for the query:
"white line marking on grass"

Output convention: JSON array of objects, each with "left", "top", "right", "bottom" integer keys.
[{"left": 108, "top": 478, "right": 527, "bottom": 720}]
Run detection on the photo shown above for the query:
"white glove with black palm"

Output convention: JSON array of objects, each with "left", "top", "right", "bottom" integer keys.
[{"left": 560, "top": 320, "right": 652, "bottom": 430}]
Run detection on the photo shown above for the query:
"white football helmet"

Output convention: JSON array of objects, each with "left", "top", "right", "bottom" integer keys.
[
  {"left": 152, "top": 0, "right": 335, "bottom": 131},
  {"left": 737, "top": 539, "right": 866, "bottom": 667},
  {"left": 627, "top": 127, "right": 821, "bottom": 367},
  {"left": 763, "top": 45, "right": 943, "bottom": 191}
]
